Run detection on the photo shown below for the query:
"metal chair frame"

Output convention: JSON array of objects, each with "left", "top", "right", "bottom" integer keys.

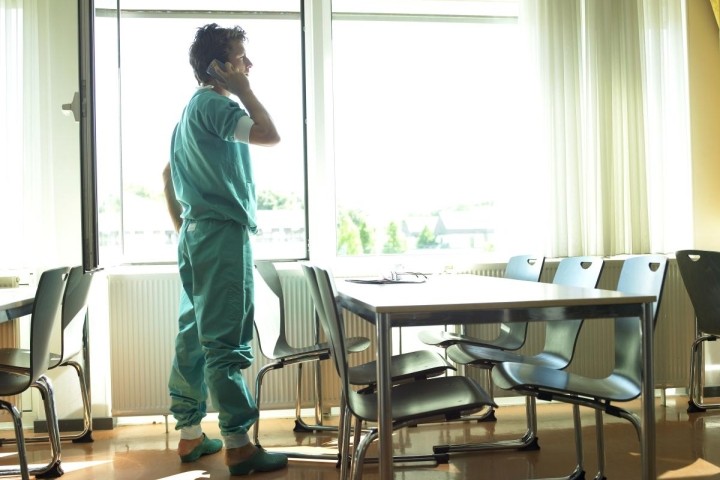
[
  {"left": 306, "top": 264, "right": 495, "bottom": 480},
  {"left": 252, "top": 261, "right": 370, "bottom": 459},
  {"left": 436, "top": 256, "right": 605, "bottom": 454},
  {"left": 418, "top": 254, "right": 545, "bottom": 421},
  {"left": 675, "top": 250, "right": 720, "bottom": 413},
  {"left": 492, "top": 254, "right": 668, "bottom": 480}
]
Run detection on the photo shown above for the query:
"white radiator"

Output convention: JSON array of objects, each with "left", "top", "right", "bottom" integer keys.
[
  {"left": 107, "top": 267, "right": 341, "bottom": 417},
  {"left": 108, "top": 258, "right": 696, "bottom": 417}
]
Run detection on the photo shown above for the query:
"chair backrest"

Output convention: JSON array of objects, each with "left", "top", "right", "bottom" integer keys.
[
  {"left": 253, "top": 261, "right": 290, "bottom": 358},
  {"left": 495, "top": 255, "right": 546, "bottom": 349},
  {"left": 614, "top": 255, "right": 668, "bottom": 383},
  {"left": 57, "top": 266, "right": 94, "bottom": 365},
  {"left": 675, "top": 250, "right": 720, "bottom": 335},
  {"left": 301, "top": 264, "right": 350, "bottom": 398},
  {"left": 30, "top": 266, "right": 70, "bottom": 384},
  {"left": 539, "top": 256, "right": 604, "bottom": 365},
  {"left": 504, "top": 255, "right": 545, "bottom": 282}
]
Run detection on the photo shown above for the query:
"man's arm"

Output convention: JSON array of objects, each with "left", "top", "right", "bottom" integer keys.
[
  {"left": 210, "top": 62, "right": 280, "bottom": 146},
  {"left": 163, "top": 162, "right": 183, "bottom": 233}
]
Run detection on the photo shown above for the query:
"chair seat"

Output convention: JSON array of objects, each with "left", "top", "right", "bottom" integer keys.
[
  {"left": 351, "top": 376, "right": 496, "bottom": 423},
  {"left": 493, "top": 361, "right": 642, "bottom": 403},
  {"left": 0, "top": 348, "right": 32, "bottom": 370},
  {"left": 0, "top": 349, "right": 65, "bottom": 373},
  {"left": 268, "top": 336, "right": 370, "bottom": 362},
  {"left": 417, "top": 329, "right": 524, "bottom": 350},
  {"left": 446, "top": 343, "right": 568, "bottom": 370},
  {"left": 0, "top": 369, "right": 33, "bottom": 395},
  {"left": 348, "top": 350, "right": 454, "bottom": 387}
]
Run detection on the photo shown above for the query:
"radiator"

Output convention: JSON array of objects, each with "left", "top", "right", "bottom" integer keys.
[
  {"left": 108, "top": 268, "right": 346, "bottom": 416},
  {"left": 108, "top": 259, "right": 696, "bottom": 417}
]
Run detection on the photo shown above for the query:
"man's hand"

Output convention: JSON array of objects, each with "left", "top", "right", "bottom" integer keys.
[
  {"left": 163, "top": 163, "right": 182, "bottom": 233},
  {"left": 207, "top": 60, "right": 280, "bottom": 147},
  {"left": 208, "top": 60, "right": 251, "bottom": 96}
]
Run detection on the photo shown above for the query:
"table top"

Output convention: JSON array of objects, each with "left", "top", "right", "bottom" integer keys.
[
  {"left": 0, "top": 286, "right": 35, "bottom": 322},
  {"left": 336, "top": 274, "right": 656, "bottom": 325}
]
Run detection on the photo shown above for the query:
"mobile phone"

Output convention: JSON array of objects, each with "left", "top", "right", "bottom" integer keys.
[{"left": 206, "top": 59, "right": 226, "bottom": 80}]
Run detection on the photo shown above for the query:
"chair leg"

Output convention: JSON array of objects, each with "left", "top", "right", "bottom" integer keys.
[
  {"left": 0, "top": 379, "right": 63, "bottom": 479},
  {"left": 66, "top": 360, "right": 93, "bottom": 442},
  {"left": 293, "top": 362, "right": 305, "bottom": 429},
  {"left": 351, "top": 418, "right": 374, "bottom": 480},
  {"left": 570, "top": 404, "right": 586, "bottom": 480},
  {"left": 252, "top": 361, "right": 277, "bottom": 446},
  {"left": 1, "top": 361, "right": 93, "bottom": 446},
  {"left": 293, "top": 361, "right": 338, "bottom": 434},
  {"left": 33, "top": 376, "right": 63, "bottom": 479},
  {"left": 593, "top": 409, "right": 606, "bottom": 480},
  {"left": 432, "top": 394, "right": 539, "bottom": 454},
  {"left": 338, "top": 408, "right": 353, "bottom": 480},
  {"left": 688, "top": 335, "right": 720, "bottom": 413},
  {"left": 314, "top": 359, "right": 324, "bottom": 426},
  {"left": 0, "top": 400, "right": 30, "bottom": 480}
]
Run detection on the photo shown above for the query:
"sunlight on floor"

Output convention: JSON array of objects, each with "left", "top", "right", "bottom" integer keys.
[
  {"left": 55, "top": 459, "right": 112, "bottom": 473},
  {"left": 157, "top": 471, "right": 210, "bottom": 480},
  {"left": 659, "top": 459, "right": 720, "bottom": 478}
]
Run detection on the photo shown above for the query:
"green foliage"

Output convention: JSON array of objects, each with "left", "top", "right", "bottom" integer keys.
[
  {"left": 337, "top": 213, "right": 362, "bottom": 255},
  {"left": 257, "top": 190, "right": 303, "bottom": 210},
  {"left": 383, "top": 221, "right": 406, "bottom": 254},
  {"left": 348, "top": 210, "right": 374, "bottom": 254},
  {"left": 416, "top": 225, "right": 438, "bottom": 249}
]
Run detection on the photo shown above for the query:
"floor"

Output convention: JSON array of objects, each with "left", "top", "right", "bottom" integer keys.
[{"left": 3, "top": 394, "right": 720, "bottom": 479}]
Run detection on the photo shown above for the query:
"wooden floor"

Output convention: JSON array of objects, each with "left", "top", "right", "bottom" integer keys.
[{"left": 4, "top": 394, "right": 720, "bottom": 479}]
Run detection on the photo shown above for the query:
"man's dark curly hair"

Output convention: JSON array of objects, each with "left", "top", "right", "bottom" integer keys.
[{"left": 189, "top": 23, "right": 248, "bottom": 85}]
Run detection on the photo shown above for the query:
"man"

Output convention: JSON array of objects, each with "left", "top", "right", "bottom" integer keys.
[{"left": 163, "top": 23, "right": 287, "bottom": 475}]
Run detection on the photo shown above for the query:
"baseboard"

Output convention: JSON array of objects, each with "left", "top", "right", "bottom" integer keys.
[
  {"left": 33, "top": 417, "right": 115, "bottom": 433},
  {"left": 704, "top": 386, "right": 720, "bottom": 398}
]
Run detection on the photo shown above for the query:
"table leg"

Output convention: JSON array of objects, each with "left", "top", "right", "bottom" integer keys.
[
  {"left": 376, "top": 313, "right": 393, "bottom": 480},
  {"left": 641, "top": 301, "right": 656, "bottom": 480}
]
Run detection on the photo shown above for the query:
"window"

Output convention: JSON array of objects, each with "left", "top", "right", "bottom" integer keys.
[
  {"left": 90, "top": 0, "right": 691, "bottom": 268},
  {"left": 330, "top": 2, "right": 546, "bottom": 260},
  {"left": 94, "top": 3, "right": 306, "bottom": 265}
]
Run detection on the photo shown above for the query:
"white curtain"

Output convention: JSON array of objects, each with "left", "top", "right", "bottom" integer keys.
[
  {"left": 0, "top": 0, "right": 55, "bottom": 270},
  {"left": 520, "top": 0, "right": 692, "bottom": 257}
]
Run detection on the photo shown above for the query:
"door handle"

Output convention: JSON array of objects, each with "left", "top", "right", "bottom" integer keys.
[{"left": 62, "top": 91, "right": 81, "bottom": 122}]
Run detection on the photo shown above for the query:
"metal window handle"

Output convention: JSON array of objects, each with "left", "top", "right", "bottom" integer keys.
[{"left": 62, "top": 91, "right": 81, "bottom": 122}]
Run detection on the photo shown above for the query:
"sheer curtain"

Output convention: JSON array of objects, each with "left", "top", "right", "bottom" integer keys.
[
  {"left": 0, "top": 0, "right": 54, "bottom": 269},
  {"left": 520, "top": 0, "right": 692, "bottom": 257}
]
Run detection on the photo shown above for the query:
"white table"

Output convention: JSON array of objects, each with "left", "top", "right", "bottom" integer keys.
[
  {"left": 0, "top": 286, "right": 35, "bottom": 322},
  {"left": 336, "top": 274, "right": 656, "bottom": 480}
]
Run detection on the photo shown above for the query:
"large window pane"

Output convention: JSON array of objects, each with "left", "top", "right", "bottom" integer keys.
[
  {"left": 332, "top": 9, "right": 546, "bottom": 258},
  {"left": 95, "top": 10, "right": 306, "bottom": 264}
]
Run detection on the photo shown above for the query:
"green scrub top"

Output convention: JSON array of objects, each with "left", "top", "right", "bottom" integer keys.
[{"left": 170, "top": 87, "right": 257, "bottom": 232}]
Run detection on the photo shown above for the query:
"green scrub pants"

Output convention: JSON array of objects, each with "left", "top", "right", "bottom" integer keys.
[{"left": 168, "top": 218, "right": 258, "bottom": 446}]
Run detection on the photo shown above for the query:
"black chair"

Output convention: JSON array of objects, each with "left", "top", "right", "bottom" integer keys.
[
  {"left": 438, "top": 256, "right": 604, "bottom": 452},
  {"left": 492, "top": 254, "right": 668, "bottom": 480},
  {"left": 675, "top": 250, "right": 720, "bottom": 413},
  {"left": 305, "top": 263, "right": 495, "bottom": 480},
  {"left": 0, "top": 266, "right": 69, "bottom": 480},
  {"left": 252, "top": 261, "right": 371, "bottom": 451}
]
